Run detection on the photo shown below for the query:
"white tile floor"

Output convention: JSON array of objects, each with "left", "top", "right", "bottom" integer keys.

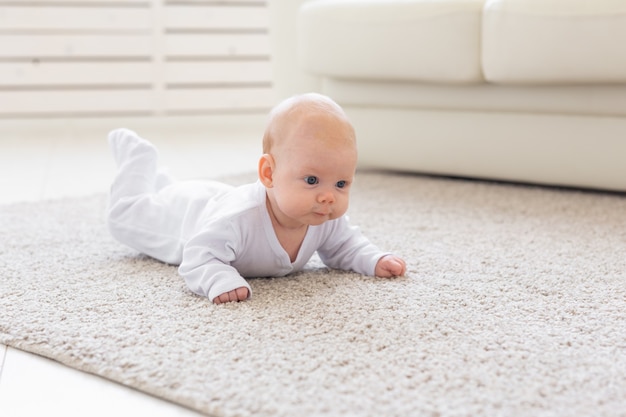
[{"left": 0, "top": 114, "right": 265, "bottom": 416}]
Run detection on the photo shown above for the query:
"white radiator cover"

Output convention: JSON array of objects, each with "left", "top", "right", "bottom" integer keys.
[{"left": 0, "top": 0, "right": 273, "bottom": 118}]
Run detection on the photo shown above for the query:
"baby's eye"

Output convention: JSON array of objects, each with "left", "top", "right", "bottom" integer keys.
[
  {"left": 304, "top": 176, "right": 319, "bottom": 185},
  {"left": 336, "top": 180, "right": 347, "bottom": 188}
]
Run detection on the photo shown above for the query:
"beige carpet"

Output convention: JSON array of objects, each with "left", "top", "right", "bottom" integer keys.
[{"left": 1, "top": 171, "right": 625, "bottom": 417}]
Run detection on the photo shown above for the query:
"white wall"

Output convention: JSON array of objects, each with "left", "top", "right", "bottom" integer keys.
[{"left": 0, "top": 0, "right": 273, "bottom": 118}]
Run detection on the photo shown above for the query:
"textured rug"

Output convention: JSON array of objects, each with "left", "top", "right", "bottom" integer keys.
[{"left": 1, "top": 171, "right": 625, "bottom": 417}]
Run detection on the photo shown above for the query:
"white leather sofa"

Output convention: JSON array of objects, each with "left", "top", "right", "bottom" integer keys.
[{"left": 268, "top": 0, "right": 626, "bottom": 192}]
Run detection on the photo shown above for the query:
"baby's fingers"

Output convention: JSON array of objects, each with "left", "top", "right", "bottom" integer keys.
[
  {"left": 213, "top": 287, "right": 249, "bottom": 304},
  {"left": 376, "top": 255, "right": 406, "bottom": 277},
  {"left": 387, "top": 257, "right": 406, "bottom": 276},
  {"left": 376, "top": 256, "right": 406, "bottom": 277}
]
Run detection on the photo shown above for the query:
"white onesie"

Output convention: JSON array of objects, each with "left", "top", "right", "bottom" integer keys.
[{"left": 109, "top": 179, "right": 389, "bottom": 301}]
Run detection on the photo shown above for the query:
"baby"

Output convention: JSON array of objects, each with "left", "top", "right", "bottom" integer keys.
[{"left": 107, "top": 93, "right": 406, "bottom": 304}]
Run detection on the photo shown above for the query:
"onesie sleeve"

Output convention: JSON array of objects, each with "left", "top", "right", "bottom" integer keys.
[
  {"left": 178, "top": 220, "right": 251, "bottom": 302},
  {"left": 316, "top": 216, "right": 391, "bottom": 276}
]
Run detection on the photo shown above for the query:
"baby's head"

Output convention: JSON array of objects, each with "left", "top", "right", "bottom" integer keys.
[
  {"left": 262, "top": 93, "right": 356, "bottom": 154},
  {"left": 259, "top": 93, "right": 358, "bottom": 228}
]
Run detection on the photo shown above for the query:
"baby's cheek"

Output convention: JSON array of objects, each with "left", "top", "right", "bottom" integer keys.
[
  {"left": 338, "top": 199, "right": 350, "bottom": 215},
  {"left": 331, "top": 209, "right": 348, "bottom": 220},
  {"left": 288, "top": 199, "right": 311, "bottom": 217}
]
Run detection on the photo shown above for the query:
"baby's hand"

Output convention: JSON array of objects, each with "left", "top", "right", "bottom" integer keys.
[
  {"left": 375, "top": 255, "right": 406, "bottom": 278},
  {"left": 213, "top": 287, "right": 250, "bottom": 304}
]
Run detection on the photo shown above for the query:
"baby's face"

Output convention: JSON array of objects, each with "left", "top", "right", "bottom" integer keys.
[{"left": 267, "top": 114, "right": 357, "bottom": 228}]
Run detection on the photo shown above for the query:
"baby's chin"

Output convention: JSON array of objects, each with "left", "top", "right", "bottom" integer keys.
[{"left": 306, "top": 212, "right": 342, "bottom": 226}]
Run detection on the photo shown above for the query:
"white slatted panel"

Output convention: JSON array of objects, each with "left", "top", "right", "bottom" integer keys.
[
  {"left": 0, "top": 0, "right": 272, "bottom": 118},
  {"left": 0, "top": 62, "right": 153, "bottom": 86},
  {"left": 165, "top": 87, "right": 272, "bottom": 114},
  {"left": 0, "top": 6, "right": 152, "bottom": 31},
  {"left": 165, "top": 61, "right": 271, "bottom": 85},
  {"left": 165, "top": 34, "right": 269, "bottom": 57},
  {"left": 0, "top": 90, "right": 155, "bottom": 116},
  {"left": 1, "top": 35, "right": 153, "bottom": 58}
]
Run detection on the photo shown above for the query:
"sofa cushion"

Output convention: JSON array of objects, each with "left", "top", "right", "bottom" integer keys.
[
  {"left": 297, "top": 0, "right": 485, "bottom": 83},
  {"left": 322, "top": 78, "right": 626, "bottom": 117},
  {"left": 483, "top": 0, "right": 626, "bottom": 84}
]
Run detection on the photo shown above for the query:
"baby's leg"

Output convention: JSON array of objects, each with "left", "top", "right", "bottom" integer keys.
[
  {"left": 108, "top": 128, "right": 159, "bottom": 201},
  {"left": 107, "top": 129, "right": 184, "bottom": 264},
  {"left": 155, "top": 168, "right": 174, "bottom": 191}
]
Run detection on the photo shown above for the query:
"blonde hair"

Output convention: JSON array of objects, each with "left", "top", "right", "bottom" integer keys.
[{"left": 262, "top": 93, "right": 353, "bottom": 154}]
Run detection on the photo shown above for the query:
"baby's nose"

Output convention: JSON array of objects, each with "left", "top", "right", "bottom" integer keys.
[{"left": 317, "top": 190, "right": 335, "bottom": 204}]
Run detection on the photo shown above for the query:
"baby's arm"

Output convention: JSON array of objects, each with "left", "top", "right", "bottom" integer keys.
[
  {"left": 179, "top": 225, "right": 252, "bottom": 304},
  {"left": 179, "top": 255, "right": 251, "bottom": 304},
  {"left": 317, "top": 217, "right": 406, "bottom": 278},
  {"left": 375, "top": 254, "right": 406, "bottom": 277}
]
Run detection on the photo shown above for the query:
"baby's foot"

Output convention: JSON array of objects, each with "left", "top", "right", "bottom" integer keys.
[
  {"left": 108, "top": 128, "right": 160, "bottom": 199},
  {"left": 108, "top": 128, "right": 158, "bottom": 168}
]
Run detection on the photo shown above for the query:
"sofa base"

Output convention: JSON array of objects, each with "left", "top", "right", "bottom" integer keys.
[{"left": 349, "top": 107, "right": 626, "bottom": 192}]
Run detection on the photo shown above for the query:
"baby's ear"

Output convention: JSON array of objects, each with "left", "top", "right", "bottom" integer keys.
[{"left": 258, "top": 154, "right": 275, "bottom": 187}]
